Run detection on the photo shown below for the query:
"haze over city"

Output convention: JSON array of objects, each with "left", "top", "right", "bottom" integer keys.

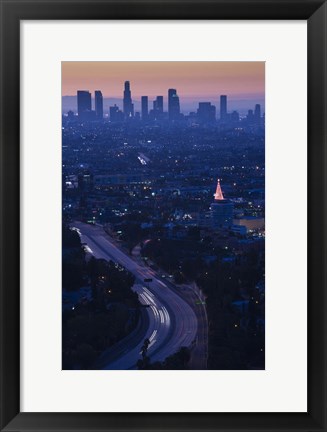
[{"left": 62, "top": 62, "right": 265, "bottom": 114}]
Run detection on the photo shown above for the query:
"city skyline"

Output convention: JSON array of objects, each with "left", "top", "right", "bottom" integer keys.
[
  {"left": 62, "top": 62, "right": 265, "bottom": 114},
  {"left": 72, "top": 85, "right": 263, "bottom": 125}
]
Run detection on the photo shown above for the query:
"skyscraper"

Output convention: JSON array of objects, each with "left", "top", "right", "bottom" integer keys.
[
  {"left": 220, "top": 95, "right": 227, "bottom": 121},
  {"left": 211, "top": 179, "right": 234, "bottom": 229},
  {"left": 254, "top": 104, "right": 261, "bottom": 124},
  {"left": 247, "top": 109, "right": 254, "bottom": 124},
  {"left": 197, "top": 102, "right": 216, "bottom": 123},
  {"left": 110, "top": 104, "right": 124, "bottom": 122},
  {"left": 77, "top": 90, "right": 92, "bottom": 120},
  {"left": 231, "top": 110, "right": 240, "bottom": 123},
  {"left": 95, "top": 90, "right": 103, "bottom": 119},
  {"left": 155, "top": 96, "right": 163, "bottom": 113},
  {"left": 141, "top": 96, "right": 148, "bottom": 120},
  {"left": 153, "top": 96, "right": 164, "bottom": 120},
  {"left": 168, "top": 89, "right": 180, "bottom": 121},
  {"left": 123, "top": 81, "right": 134, "bottom": 119}
]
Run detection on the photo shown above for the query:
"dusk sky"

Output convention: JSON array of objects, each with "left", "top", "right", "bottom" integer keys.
[{"left": 62, "top": 62, "right": 265, "bottom": 114}]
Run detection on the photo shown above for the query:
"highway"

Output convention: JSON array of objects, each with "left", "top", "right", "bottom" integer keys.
[{"left": 72, "top": 222, "right": 198, "bottom": 370}]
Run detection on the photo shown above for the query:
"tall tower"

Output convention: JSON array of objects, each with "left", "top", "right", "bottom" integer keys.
[
  {"left": 211, "top": 179, "right": 234, "bottom": 229},
  {"left": 95, "top": 90, "right": 103, "bottom": 119},
  {"left": 123, "top": 81, "right": 133, "bottom": 119},
  {"left": 141, "top": 96, "right": 148, "bottom": 120},
  {"left": 168, "top": 89, "right": 180, "bottom": 121},
  {"left": 254, "top": 104, "right": 261, "bottom": 124},
  {"left": 153, "top": 96, "right": 164, "bottom": 120},
  {"left": 156, "top": 96, "right": 163, "bottom": 113},
  {"left": 77, "top": 90, "right": 92, "bottom": 120},
  {"left": 220, "top": 95, "right": 227, "bottom": 121}
]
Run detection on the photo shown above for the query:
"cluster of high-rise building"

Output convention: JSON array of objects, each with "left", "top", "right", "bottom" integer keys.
[
  {"left": 76, "top": 90, "right": 103, "bottom": 121},
  {"left": 73, "top": 81, "right": 263, "bottom": 126}
]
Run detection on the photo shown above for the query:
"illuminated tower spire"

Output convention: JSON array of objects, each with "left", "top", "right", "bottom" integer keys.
[{"left": 214, "top": 179, "right": 224, "bottom": 201}]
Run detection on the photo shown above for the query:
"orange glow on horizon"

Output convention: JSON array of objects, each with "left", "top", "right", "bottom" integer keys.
[{"left": 62, "top": 61, "right": 265, "bottom": 102}]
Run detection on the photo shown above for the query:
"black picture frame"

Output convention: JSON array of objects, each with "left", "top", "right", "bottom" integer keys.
[{"left": 0, "top": 0, "right": 326, "bottom": 431}]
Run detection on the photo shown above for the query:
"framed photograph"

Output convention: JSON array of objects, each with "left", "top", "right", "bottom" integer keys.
[{"left": 0, "top": 0, "right": 326, "bottom": 431}]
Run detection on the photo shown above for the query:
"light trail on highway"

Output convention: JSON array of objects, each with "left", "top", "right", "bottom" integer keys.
[{"left": 72, "top": 222, "right": 198, "bottom": 369}]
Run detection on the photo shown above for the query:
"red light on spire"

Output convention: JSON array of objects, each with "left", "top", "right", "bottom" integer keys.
[{"left": 214, "top": 179, "right": 224, "bottom": 201}]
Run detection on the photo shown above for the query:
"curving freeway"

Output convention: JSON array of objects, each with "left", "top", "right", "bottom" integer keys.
[{"left": 72, "top": 222, "right": 198, "bottom": 370}]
